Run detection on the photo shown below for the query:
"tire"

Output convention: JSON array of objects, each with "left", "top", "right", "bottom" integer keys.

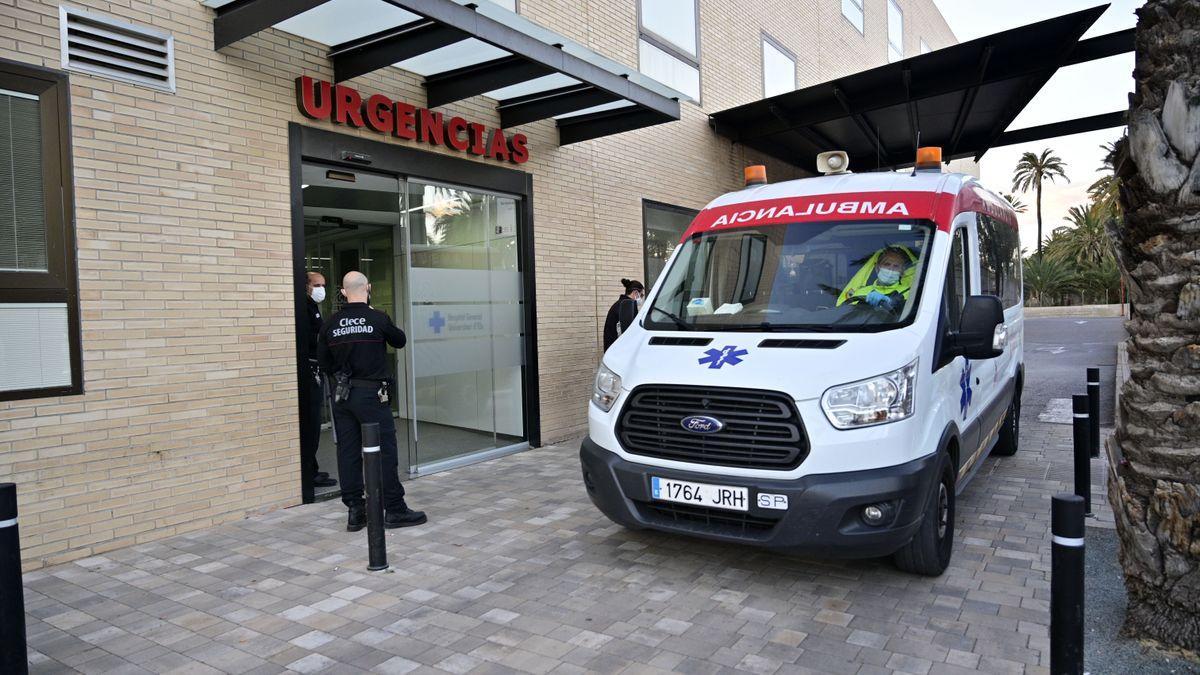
[
  {"left": 992, "top": 387, "right": 1021, "bottom": 457},
  {"left": 893, "top": 455, "right": 955, "bottom": 576}
]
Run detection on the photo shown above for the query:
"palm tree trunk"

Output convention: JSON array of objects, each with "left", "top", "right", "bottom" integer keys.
[
  {"left": 1036, "top": 182, "right": 1043, "bottom": 256},
  {"left": 1108, "top": 0, "right": 1200, "bottom": 652}
]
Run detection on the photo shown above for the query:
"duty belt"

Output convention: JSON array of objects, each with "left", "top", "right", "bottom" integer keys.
[{"left": 350, "top": 378, "right": 387, "bottom": 389}]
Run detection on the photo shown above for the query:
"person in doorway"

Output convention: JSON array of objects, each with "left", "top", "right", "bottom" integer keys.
[
  {"left": 317, "top": 271, "right": 426, "bottom": 531},
  {"left": 603, "top": 279, "right": 645, "bottom": 351},
  {"left": 837, "top": 246, "right": 916, "bottom": 313},
  {"left": 302, "top": 272, "right": 337, "bottom": 489}
]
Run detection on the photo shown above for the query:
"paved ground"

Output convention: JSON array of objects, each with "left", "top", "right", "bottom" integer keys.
[{"left": 21, "top": 317, "right": 1183, "bottom": 675}]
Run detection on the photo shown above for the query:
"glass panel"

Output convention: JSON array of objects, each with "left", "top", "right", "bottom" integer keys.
[
  {"left": 0, "top": 88, "right": 47, "bottom": 272},
  {"left": 638, "top": 39, "right": 700, "bottom": 101},
  {"left": 406, "top": 181, "right": 525, "bottom": 467},
  {"left": 842, "top": 0, "right": 864, "bottom": 33},
  {"left": 302, "top": 164, "right": 410, "bottom": 494},
  {"left": 643, "top": 202, "right": 697, "bottom": 288},
  {"left": 762, "top": 39, "right": 795, "bottom": 98},
  {"left": 888, "top": 0, "right": 904, "bottom": 62},
  {"left": 639, "top": 0, "right": 697, "bottom": 57},
  {"left": 0, "top": 303, "right": 70, "bottom": 392}
]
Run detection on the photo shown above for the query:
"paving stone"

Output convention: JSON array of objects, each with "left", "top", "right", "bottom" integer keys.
[{"left": 24, "top": 416, "right": 1111, "bottom": 674}]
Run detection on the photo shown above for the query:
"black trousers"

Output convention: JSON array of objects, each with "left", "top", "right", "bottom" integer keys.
[
  {"left": 299, "top": 364, "right": 323, "bottom": 479},
  {"left": 331, "top": 386, "right": 407, "bottom": 512}
]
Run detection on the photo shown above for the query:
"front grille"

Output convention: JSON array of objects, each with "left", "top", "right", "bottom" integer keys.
[
  {"left": 617, "top": 385, "right": 808, "bottom": 470},
  {"left": 637, "top": 501, "right": 779, "bottom": 538}
]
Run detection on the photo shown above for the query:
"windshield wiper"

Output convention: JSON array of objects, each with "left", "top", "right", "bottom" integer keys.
[
  {"left": 722, "top": 322, "right": 842, "bottom": 333},
  {"left": 649, "top": 306, "right": 693, "bottom": 331}
]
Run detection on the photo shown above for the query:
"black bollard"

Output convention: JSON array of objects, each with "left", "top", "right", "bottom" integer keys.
[
  {"left": 0, "top": 484, "right": 28, "bottom": 675},
  {"left": 361, "top": 423, "right": 388, "bottom": 572},
  {"left": 1072, "top": 395, "right": 1092, "bottom": 516},
  {"left": 1051, "top": 493, "right": 1086, "bottom": 675},
  {"left": 1086, "top": 367, "right": 1100, "bottom": 459}
]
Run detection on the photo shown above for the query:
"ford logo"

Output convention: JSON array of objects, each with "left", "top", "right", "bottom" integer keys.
[{"left": 681, "top": 415, "right": 724, "bottom": 434}]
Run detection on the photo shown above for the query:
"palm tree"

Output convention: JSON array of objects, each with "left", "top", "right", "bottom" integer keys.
[
  {"left": 1109, "top": 0, "right": 1200, "bottom": 651},
  {"left": 1021, "top": 255, "right": 1075, "bottom": 307},
  {"left": 1001, "top": 193, "right": 1028, "bottom": 213},
  {"left": 1088, "top": 139, "right": 1123, "bottom": 216},
  {"left": 1044, "top": 202, "right": 1115, "bottom": 267},
  {"left": 1011, "top": 148, "right": 1069, "bottom": 256}
]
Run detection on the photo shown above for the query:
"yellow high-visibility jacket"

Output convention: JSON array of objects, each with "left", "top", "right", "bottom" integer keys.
[{"left": 837, "top": 247, "right": 917, "bottom": 307}]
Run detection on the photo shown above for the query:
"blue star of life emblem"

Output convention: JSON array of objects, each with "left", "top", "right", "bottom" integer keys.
[
  {"left": 959, "top": 360, "right": 973, "bottom": 418},
  {"left": 698, "top": 345, "right": 749, "bottom": 369}
]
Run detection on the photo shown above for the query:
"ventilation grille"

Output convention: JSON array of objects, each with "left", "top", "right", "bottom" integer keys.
[
  {"left": 757, "top": 339, "right": 846, "bottom": 349},
  {"left": 60, "top": 6, "right": 175, "bottom": 92},
  {"left": 648, "top": 336, "right": 713, "bottom": 346},
  {"left": 616, "top": 385, "right": 809, "bottom": 470}
]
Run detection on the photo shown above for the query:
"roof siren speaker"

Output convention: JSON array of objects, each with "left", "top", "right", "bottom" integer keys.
[{"left": 817, "top": 151, "right": 850, "bottom": 175}]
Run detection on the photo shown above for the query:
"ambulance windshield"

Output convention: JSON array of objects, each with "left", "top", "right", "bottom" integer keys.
[{"left": 645, "top": 220, "right": 933, "bottom": 332}]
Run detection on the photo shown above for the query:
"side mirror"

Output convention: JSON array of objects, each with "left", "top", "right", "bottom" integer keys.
[{"left": 954, "top": 295, "right": 1005, "bottom": 360}]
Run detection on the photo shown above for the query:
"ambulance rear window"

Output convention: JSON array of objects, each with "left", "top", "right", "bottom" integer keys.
[{"left": 646, "top": 220, "right": 934, "bottom": 332}]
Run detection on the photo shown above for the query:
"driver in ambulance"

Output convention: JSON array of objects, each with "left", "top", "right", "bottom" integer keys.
[{"left": 837, "top": 246, "right": 916, "bottom": 312}]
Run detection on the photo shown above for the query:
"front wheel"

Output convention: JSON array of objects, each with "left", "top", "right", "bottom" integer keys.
[{"left": 893, "top": 455, "right": 955, "bottom": 576}]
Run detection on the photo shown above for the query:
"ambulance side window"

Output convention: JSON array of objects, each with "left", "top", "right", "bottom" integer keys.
[{"left": 945, "top": 227, "right": 969, "bottom": 328}]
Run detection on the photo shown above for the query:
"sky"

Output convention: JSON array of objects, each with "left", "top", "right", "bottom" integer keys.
[{"left": 931, "top": 0, "right": 1142, "bottom": 253}]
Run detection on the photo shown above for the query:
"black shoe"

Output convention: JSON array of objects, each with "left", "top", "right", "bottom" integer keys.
[
  {"left": 315, "top": 471, "right": 330, "bottom": 480},
  {"left": 347, "top": 505, "right": 366, "bottom": 532},
  {"left": 313, "top": 475, "right": 337, "bottom": 487},
  {"left": 384, "top": 508, "right": 427, "bottom": 528}
]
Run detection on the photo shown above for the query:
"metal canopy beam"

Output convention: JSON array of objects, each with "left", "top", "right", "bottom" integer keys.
[
  {"left": 991, "top": 110, "right": 1126, "bottom": 148},
  {"left": 1063, "top": 28, "right": 1135, "bottom": 66},
  {"left": 424, "top": 55, "right": 554, "bottom": 108},
  {"left": 558, "top": 107, "right": 671, "bottom": 145},
  {"left": 331, "top": 19, "right": 469, "bottom": 83},
  {"left": 383, "top": 0, "right": 678, "bottom": 120},
  {"left": 213, "top": 0, "right": 331, "bottom": 50},
  {"left": 498, "top": 84, "right": 620, "bottom": 128}
]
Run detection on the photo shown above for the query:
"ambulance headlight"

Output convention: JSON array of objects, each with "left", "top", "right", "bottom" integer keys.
[
  {"left": 592, "top": 363, "right": 623, "bottom": 412},
  {"left": 821, "top": 359, "right": 917, "bottom": 429}
]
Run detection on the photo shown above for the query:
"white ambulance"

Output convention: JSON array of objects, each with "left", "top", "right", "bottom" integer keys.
[{"left": 581, "top": 148, "right": 1023, "bottom": 575}]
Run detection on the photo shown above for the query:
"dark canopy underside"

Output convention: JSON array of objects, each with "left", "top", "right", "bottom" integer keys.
[{"left": 710, "top": 5, "right": 1131, "bottom": 173}]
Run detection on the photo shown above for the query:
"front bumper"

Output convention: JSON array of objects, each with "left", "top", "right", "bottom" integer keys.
[{"left": 580, "top": 437, "right": 940, "bottom": 558}]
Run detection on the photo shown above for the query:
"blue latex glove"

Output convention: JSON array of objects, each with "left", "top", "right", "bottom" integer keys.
[{"left": 866, "top": 290, "right": 894, "bottom": 309}]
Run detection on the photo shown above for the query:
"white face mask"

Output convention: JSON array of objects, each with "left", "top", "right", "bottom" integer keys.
[
  {"left": 876, "top": 268, "right": 901, "bottom": 286},
  {"left": 311, "top": 286, "right": 326, "bottom": 303}
]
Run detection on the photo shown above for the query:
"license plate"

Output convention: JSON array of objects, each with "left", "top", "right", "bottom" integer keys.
[{"left": 651, "top": 477, "right": 748, "bottom": 512}]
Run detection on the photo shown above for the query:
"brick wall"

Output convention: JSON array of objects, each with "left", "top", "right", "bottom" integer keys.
[{"left": 0, "top": 0, "right": 956, "bottom": 569}]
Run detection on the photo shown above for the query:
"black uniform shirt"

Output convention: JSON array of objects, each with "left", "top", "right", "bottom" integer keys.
[
  {"left": 602, "top": 295, "right": 638, "bottom": 351},
  {"left": 317, "top": 302, "right": 406, "bottom": 380},
  {"left": 305, "top": 296, "right": 322, "bottom": 360}
]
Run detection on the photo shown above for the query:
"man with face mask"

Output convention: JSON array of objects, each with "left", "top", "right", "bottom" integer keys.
[
  {"left": 837, "top": 247, "right": 916, "bottom": 313},
  {"left": 302, "top": 272, "right": 337, "bottom": 491},
  {"left": 317, "top": 271, "right": 426, "bottom": 531}
]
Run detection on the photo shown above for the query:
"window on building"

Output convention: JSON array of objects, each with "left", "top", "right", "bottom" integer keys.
[
  {"left": 920, "top": 39, "right": 931, "bottom": 54},
  {"left": 888, "top": 0, "right": 904, "bottom": 62},
  {"left": 761, "top": 35, "right": 796, "bottom": 98},
  {"left": 638, "top": 0, "right": 701, "bottom": 101},
  {"left": 842, "top": 0, "right": 865, "bottom": 34},
  {"left": 0, "top": 60, "right": 80, "bottom": 401},
  {"left": 643, "top": 200, "right": 698, "bottom": 288}
]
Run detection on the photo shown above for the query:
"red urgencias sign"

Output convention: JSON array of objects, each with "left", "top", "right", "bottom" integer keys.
[{"left": 296, "top": 76, "right": 530, "bottom": 164}]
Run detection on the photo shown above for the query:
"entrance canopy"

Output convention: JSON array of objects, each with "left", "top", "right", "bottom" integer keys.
[
  {"left": 709, "top": 5, "right": 1132, "bottom": 173},
  {"left": 205, "top": 0, "right": 682, "bottom": 145}
]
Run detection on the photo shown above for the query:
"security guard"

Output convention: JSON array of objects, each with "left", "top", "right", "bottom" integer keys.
[
  {"left": 317, "top": 271, "right": 426, "bottom": 531},
  {"left": 301, "top": 272, "right": 337, "bottom": 489}
]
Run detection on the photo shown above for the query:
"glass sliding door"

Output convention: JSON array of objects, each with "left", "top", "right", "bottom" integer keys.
[{"left": 405, "top": 180, "right": 526, "bottom": 470}]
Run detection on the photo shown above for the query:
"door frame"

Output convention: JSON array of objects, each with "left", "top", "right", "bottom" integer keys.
[{"left": 289, "top": 123, "right": 541, "bottom": 503}]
